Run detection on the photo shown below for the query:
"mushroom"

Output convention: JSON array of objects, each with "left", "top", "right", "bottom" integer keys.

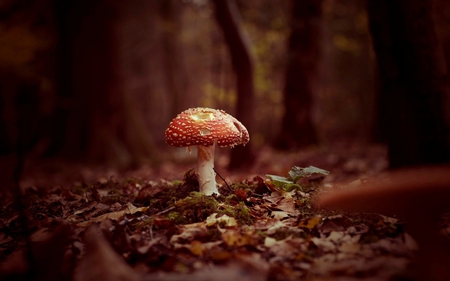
[
  {"left": 165, "top": 107, "right": 249, "bottom": 195},
  {"left": 315, "top": 165, "right": 450, "bottom": 281}
]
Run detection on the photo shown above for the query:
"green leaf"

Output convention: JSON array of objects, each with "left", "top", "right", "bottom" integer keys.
[
  {"left": 265, "top": 174, "right": 292, "bottom": 190},
  {"left": 266, "top": 166, "right": 329, "bottom": 192},
  {"left": 284, "top": 183, "right": 302, "bottom": 192},
  {"left": 266, "top": 174, "right": 291, "bottom": 183},
  {"left": 288, "top": 166, "right": 330, "bottom": 182}
]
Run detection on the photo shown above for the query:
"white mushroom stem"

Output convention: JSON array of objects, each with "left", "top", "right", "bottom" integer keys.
[{"left": 197, "top": 144, "right": 218, "bottom": 195}]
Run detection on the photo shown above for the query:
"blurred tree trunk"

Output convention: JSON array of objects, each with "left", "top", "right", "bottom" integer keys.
[
  {"left": 53, "top": 0, "right": 159, "bottom": 167},
  {"left": 435, "top": 0, "right": 450, "bottom": 124},
  {"left": 368, "top": 0, "right": 450, "bottom": 168},
  {"left": 274, "top": 0, "right": 322, "bottom": 150},
  {"left": 160, "top": 0, "right": 187, "bottom": 119},
  {"left": 213, "top": 0, "right": 255, "bottom": 170}
]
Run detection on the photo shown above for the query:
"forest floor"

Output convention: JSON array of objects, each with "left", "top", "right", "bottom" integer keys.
[{"left": 0, "top": 143, "right": 445, "bottom": 281}]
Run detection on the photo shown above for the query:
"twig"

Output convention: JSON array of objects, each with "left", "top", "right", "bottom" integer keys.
[
  {"left": 109, "top": 206, "right": 176, "bottom": 234},
  {"left": 149, "top": 207, "right": 175, "bottom": 240},
  {"left": 153, "top": 206, "right": 175, "bottom": 216},
  {"left": 213, "top": 167, "right": 232, "bottom": 192}
]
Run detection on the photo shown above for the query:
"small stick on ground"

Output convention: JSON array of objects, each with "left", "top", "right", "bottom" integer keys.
[{"left": 213, "top": 168, "right": 232, "bottom": 192}]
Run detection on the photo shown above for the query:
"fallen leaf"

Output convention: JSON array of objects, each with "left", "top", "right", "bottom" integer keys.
[
  {"left": 311, "top": 237, "right": 336, "bottom": 252},
  {"left": 319, "top": 219, "right": 345, "bottom": 233},
  {"left": 271, "top": 211, "right": 289, "bottom": 220},
  {"left": 327, "top": 231, "right": 346, "bottom": 243},
  {"left": 264, "top": 237, "right": 277, "bottom": 247},
  {"left": 206, "top": 213, "right": 237, "bottom": 228},
  {"left": 170, "top": 222, "right": 208, "bottom": 244},
  {"left": 263, "top": 192, "right": 298, "bottom": 215},
  {"left": 338, "top": 241, "right": 361, "bottom": 253},
  {"left": 190, "top": 240, "right": 203, "bottom": 256},
  {"left": 298, "top": 216, "right": 321, "bottom": 229},
  {"left": 222, "top": 229, "right": 259, "bottom": 247},
  {"left": 174, "top": 240, "right": 223, "bottom": 257},
  {"left": 76, "top": 202, "right": 148, "bottom": 227}
]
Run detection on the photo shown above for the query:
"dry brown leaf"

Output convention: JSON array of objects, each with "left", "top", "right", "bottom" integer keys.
[
  {"left": 274, "top": 196, "right": 298, "bottom": 214},
  {"left": 327, "top": 231, "right": 346, "bottom": 243},
  {"left": 311, "top": 237, "right": 336, "bottom": 252},
  {"left": 170, "top": 223, "right": 208, "bottom": 244},
  {"left": 189, "top": 240, "right": 203, "bottom": 256},
  {"left": 76, "top": 202, "right": 148, "bottom": 227},
  {"left": 264, "top": 237, "right": 277, "bottom": 247},
  {"left": 172, "top": 240, "right": 223, "bottom": 257},
  {"left": 271, "top": 211, "right": 289, "bottom": 220},
  {"left": 222, "top": 229, "right": 259, "bottom": 247},
  {"left": 297, "top": 216, "right": 321, "bottom": 229},
  {"left": 206, "top": 213, "right": 237, "bottom": 228},
  {"left": 338, "top": 242, "right": 361, "bottom": 254}
]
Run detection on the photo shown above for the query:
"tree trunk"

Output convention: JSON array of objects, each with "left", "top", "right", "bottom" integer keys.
[
  {"left": 53, "top": 0, "right": 159, "bottom": 167},
  {"left": 213, "top": 0, "right": 255, "bottom": 170},
  {"left": 160, "top": 0, "right": 187, "bottom": 119},
  {"left": 274, "top": 0, "right": 322, "bottom": 150},
  {"left": 368, "top": 0, "right": 450, "bottom": 168}
]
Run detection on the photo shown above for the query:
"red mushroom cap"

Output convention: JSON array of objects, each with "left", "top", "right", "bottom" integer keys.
[{"left": 165, "top": 107, "right": 249, "bottom": 148}]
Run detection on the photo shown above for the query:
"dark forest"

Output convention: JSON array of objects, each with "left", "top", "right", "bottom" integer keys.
[{"left": 1, "top": 0, "right": 450, "bottom": 280}]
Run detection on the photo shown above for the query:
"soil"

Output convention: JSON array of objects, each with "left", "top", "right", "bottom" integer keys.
[{"left": 0, "top": 144, "right": 447, "bottom": 281}]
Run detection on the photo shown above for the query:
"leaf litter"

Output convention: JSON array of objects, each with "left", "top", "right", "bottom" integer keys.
[{"left": 0, "top": 165, "right": 421, "bottom": 280}]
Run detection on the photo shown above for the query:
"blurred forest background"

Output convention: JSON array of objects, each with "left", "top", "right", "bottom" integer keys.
[{"left": 0, "top": 0, "right": 450, "bottom": 175}]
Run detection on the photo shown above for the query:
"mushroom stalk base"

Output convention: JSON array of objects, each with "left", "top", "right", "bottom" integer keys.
[{"left": 197, "top": 145, "right": 218, "bottom": 195}]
